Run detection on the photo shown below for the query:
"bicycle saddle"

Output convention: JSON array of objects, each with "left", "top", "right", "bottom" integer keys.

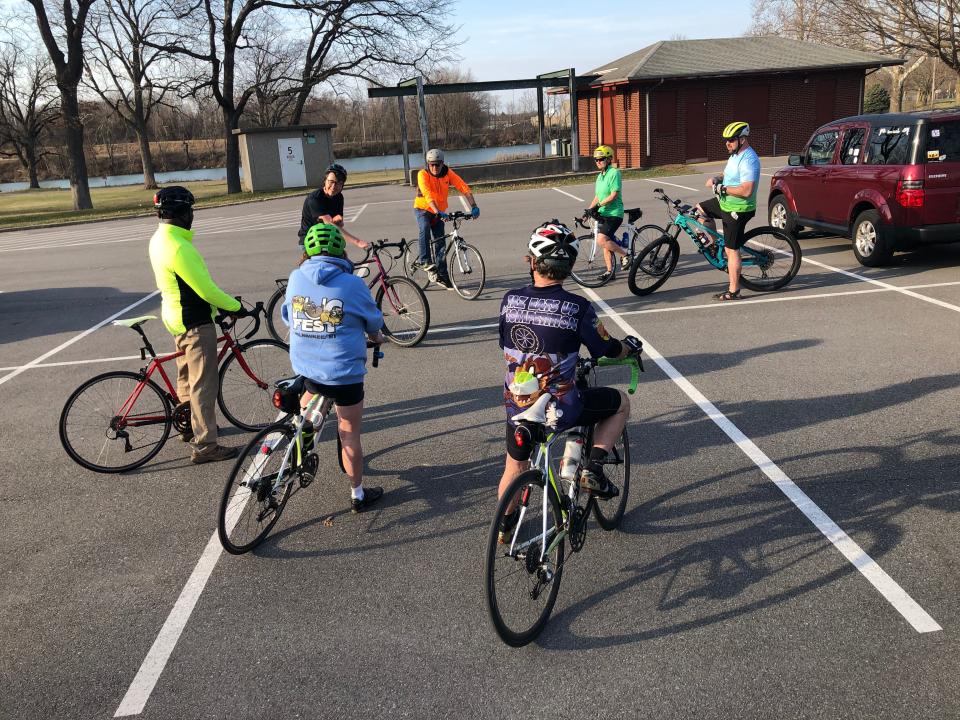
[
  {"left": 625, "top": 208, "right": 643, "bottom": 224},
  {"left": 510, "top": 392, "right": 561, "bottom": 427},
  {"left": 112, "top": 315, "right": 157, "bottom": 329}
]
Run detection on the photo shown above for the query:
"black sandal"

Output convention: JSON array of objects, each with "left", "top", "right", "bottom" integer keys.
[{"left": 713, "top": 289, "right": 741, "bottom": 301}]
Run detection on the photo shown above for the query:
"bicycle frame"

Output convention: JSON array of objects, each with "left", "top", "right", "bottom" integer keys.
[
  {"left": 113, "top": 321, "right": 267, "bottom": 432},
  {"left": 260, "top": 392, "right": 335, "bottom": 496},
  {"left": 360, "top": 242, "right": 408, "bottom": 314},
  {"left": 657, "top": 192, "right": 769, "bottom": 271}
]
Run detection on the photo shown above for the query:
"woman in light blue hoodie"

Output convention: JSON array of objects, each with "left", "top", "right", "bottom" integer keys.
[{"left": 282, "top": 223, "right": 387, "bottom": 513}]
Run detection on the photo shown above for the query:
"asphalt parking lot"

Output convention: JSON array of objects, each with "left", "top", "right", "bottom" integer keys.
[{"left": 2, "top": 162, "right": 959, "bottom": 719}]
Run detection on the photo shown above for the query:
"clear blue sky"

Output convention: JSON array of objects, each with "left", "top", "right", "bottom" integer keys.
[{"left": 452, "top": 0, "right": 755, "bottom": 81}]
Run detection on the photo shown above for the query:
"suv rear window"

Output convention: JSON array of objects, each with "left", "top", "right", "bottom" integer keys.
[
  {"left": 865, "top": 126, "right": 913, "bottom": 165},
  {"left": 924, "top": 119, "right": 960, "bottom": 163}
]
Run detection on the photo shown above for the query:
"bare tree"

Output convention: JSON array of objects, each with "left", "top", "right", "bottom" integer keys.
[
  {"left": 0, "top": 38, "right": 60, "bottom": 188},
  {"left": 84, "top": 0, "right": 182, "bottom": 189},
  {"left": 148, "top": 0, "right": 458, "bottom": 194},
  {"left": 26, "top": 0, "right": 95, "bottom": 209},
  {"left": 748, "top": 0, "right": 842, "bottom": 41}
]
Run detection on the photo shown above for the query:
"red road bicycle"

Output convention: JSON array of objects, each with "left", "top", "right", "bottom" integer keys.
[
  {"left": 58, "top": 302, "right": 291, "bottom": 473},
  {"left": 265, "top": 240, "right": 430, "bottom": 347}
]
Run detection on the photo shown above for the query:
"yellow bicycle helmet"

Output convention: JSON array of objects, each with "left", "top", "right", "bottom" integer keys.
[
  {"left": 721, "top": 121, "right": 750, "bottom": 140},
  {"left": 593, "top": 145, "right": 614, "bottom": 160},
  {"left": 303, "top": 222, "right": 346, "bottom": 257}
]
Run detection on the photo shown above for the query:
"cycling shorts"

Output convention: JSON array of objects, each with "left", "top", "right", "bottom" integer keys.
[
  {"left": 303, "top": 379, "right": 364, "bottom": 407},
  {"left": 596, "top": 215, "right": 623, "bottom": 240},
  {"left": 698, "top": 197, "right": 755, "bottom": 250},
  {"left": 505, "top": 387, "right": 622, "bottom": 461}
]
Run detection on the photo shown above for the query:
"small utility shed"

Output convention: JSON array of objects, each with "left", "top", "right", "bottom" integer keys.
[
  {"left": 578, "top": 36, "right": 902, "bottom": 167},
  {"left": 233, "top": 124, "right": 336, "bottom": 192}
]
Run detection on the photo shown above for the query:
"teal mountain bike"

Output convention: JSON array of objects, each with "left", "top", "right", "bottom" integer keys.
[{"left": 627, "top": 188, "right": 802, "bottom": 297}]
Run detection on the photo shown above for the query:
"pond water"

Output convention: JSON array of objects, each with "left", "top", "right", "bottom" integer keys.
[{"left": 0, "top": 143, "right": 555, "bottom": 192}]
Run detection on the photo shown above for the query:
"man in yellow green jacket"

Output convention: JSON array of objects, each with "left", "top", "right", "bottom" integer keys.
[{"left": 148, "top": 186, "right": 244, "bottom": 464}]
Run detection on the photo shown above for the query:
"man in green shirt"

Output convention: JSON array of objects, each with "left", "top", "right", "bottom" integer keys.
[
  {"left": 148, "top": 186, "right": 245, "bottom": 464},
  {"left": 585, "top": 145, "right": 629, "bottom": 282}
]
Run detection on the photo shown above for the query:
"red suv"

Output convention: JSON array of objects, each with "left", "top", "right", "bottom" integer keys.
[{"left": 768, "top": 109, "right": 960, "bottom": 266}]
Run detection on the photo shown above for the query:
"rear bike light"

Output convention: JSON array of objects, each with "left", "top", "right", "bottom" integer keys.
[
  {"left": 272, "top": 389, "right": 283, "bottom": 409},
  {"left": 896, "top": 179, "right": 924, "bottom": 208},
  {"left": 514, "top": 428, "right": 525, "bottom": 448}
]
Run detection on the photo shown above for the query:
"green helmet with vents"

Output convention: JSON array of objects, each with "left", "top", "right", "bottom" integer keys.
[
  {"left": 303, "top": 222, "right": 346, "bottom": 258},
  {"left": 721, "top": 121, "right": 750, "bottom": 140}
]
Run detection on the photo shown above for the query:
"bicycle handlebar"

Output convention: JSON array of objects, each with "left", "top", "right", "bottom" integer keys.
[
  {"left": 367, "top": 342, "right": 384, "bottom": 368},
  {"left": 574, "top": 207, "right": 602, "bottom": 229},
  {"left": 577, "top": 353, "right": 644, "bottom": 395},
  {"left": 653, "top": 188, "right": 695, "bottom": 217},
  {"left": 362, "top": 239, "right": 408, "bottom": 263},
  {"left": 216, "top": 300, "right": 265, "bottom": 340}
]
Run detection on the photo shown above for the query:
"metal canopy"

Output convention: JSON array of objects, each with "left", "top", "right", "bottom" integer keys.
[{"left": 367, "top": 70, "right": 598, "bottom": 182}]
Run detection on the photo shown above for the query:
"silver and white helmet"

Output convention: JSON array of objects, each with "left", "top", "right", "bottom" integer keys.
[{"left": 425, "top": 148, "right": 444, "bottom": 164}]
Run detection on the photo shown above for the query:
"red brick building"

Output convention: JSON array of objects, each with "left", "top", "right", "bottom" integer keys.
[{"left": 576, "top": 37, "right": 902, "bottom": 167}]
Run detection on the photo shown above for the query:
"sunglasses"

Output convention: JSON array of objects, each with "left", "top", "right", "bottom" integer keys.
[
  {"left": 594, "top": 157, "right": 608, "bottom": 162},
  {"left": 428, "top": 162, "right": 442, "bottom": 167}
]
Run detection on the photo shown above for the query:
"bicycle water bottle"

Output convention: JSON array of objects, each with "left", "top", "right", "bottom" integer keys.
[
  {"left": 620, "top": 231, "right": 630, "bottom": 249},
  {"left": 559, "top": 431, "right": 584, "bottom": 481}
]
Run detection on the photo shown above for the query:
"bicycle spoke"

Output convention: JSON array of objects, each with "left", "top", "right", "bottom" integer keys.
[{"left": 218, "top": 340, "right": 291, "bottom": 431}]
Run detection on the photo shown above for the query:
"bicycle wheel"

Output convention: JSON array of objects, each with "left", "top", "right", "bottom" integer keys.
[
  {"left": 265, "top": 284, "right": 289, "bottom": 343},
  {"left": 376, "top": 276, "right": 430, "bottom": 347},
  {"left": 485, "top": 470, "right": 565, "bottom": 647},
  {"left": 447, "top": 242, "right": 485, "bottom": 300},
  {"left": 629, "top": 224, "right": 670, "bottom": 258},
  {"left": 627, "top": 236, "right": 680, "bottom": 297},
  {"left": 218, "top": 423, "right": 295, "bottom": 554},
  {"left": 218, "top": 339, "right": 291, "bottom": 431},
  {"left": 59, "top": 370, "right": 172, "bottom": 473},
  {"left": 738, "top": 226, "right": 802, "bottom": 292},
  {"left": 403, "top": 245, "right": 430, "bottom": 290},
  {"left": 570, "top": 233, "right": 612, "bottom": 288},
  {"left": 591, "top": 427, "right": 631, "bottom": 531}
]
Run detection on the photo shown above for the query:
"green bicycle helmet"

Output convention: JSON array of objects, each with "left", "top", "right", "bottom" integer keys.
[
  {"left": 721, "top": 121, "right": 750, "bottom": 140},
  {"left": 303, "top": 222, "right": 346, "bottom": 258},
  {"left": 593, "top": 145, "right": 614, "bottom": 160}
]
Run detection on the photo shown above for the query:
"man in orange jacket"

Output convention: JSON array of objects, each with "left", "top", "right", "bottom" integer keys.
[{"left": 412, "top": 148, "right": 480, "bottom": 288}]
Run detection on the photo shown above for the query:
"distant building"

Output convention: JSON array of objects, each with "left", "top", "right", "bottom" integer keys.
[{"left": 576, "top": 36, "right": 902, "bottom": 167}]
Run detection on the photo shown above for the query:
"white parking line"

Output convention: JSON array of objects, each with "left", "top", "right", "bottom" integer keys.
[
  {"left": 0, "top": 355, "right": 141, "bottom": 372},
  {"left": 552, "top": 188, "right": 585, "bottom": 202},
  {"left": 644, "top": 178, "right": 700, "bottom": 192},
  {"left": 114, "top": 427, "right": 280, "bottom": 717},
  {"left": 584, "top": 287, "right": 941, "bottom": 634},
  {"left": 0, "top": 291, "right": 159, "bottom": 388},
  {"left": 349, "top": 203, "right": 369, "bottom": 221}
]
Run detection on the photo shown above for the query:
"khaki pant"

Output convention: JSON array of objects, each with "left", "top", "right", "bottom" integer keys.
[{"left": 175, "top": 323, "right": 219, "bottom": 448}]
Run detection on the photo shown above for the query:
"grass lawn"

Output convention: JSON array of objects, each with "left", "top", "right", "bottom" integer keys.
[
  {"left": 0, "top": 168, "right": 407, "bottom": 231},
  {"left": 0, "top": 164, "right": 697, "bottom": 231}
]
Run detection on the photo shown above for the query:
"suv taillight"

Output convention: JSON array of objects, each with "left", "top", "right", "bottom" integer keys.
[{"left": 896, "top": 179, "right": 924, "bottom": 208}]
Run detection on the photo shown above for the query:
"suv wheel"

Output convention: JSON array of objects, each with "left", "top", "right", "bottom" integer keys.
[
  {"left": 768, "top": 196, "right": 798, "bottom": 238},
  {"left": 851, "top": 209, "right": 893, "bottom": 267}
]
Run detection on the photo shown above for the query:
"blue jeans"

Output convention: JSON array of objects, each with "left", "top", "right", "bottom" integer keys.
[{"left": 415, "top": 209, "right": 447, "bottom": 276}]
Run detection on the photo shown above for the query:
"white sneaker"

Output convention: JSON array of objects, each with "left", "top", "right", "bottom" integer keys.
[{"left": 619, "top": 255, "right": 631, "bottom": 270}]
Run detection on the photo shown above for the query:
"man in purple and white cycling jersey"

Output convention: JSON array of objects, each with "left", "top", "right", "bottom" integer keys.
[{"left": 497, "top": 221, "right": 642, "bottom": 521}]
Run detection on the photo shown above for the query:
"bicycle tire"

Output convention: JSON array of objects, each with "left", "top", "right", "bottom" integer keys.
[
  {"left": 218, "top": 422, "right": 295, "bottom": 554},
  {"left": 265, "top": 284, "right": 289, "bottom": 343},
  {"left": 738, "top": 226, "right": 802, "bottom": 292},
  {"left": 59, "top": 370, "right": 172, "bottom": 473},
  {"left": 447, "top": 242, "right": 485, "bottom": 300},
  {"left": 403, "top": 245, "right": 430, "bottom": 290},
  {"left": 627, "top": 235, "right": 680, "bottom": 297},
  {"left": 485, "top": 469, "right": 565, "bottom": 647},
  {"left": 375, "top": 276, "right": 430, "bottom": 347},
  {"left": 570, "top": 233, "right": 613, "bottom": 288},
  {"left": 218, "top": 339, "right": 291, "bottom": 431},
  {"left": 591, "top": 427, "right": 630, "bottom": 531},
  {"left": 630, "top": 224, "right": 670, "bottom": 258}
]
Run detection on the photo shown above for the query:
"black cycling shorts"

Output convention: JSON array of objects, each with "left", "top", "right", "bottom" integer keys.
[
  {"left": 505, "top": 387, "right": 622, "bottom": 461},
  {"left": 699, "top": 197, "right": 755, "bottom": 250},
  {"left": 596, "top": 215, "right": 623, "bottom": 239},
  {"left": 303, "top": 379, "right": 364, "bottom": 407}
]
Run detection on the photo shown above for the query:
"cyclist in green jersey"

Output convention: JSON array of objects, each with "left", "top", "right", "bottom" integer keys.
[{"left": 585, "top": 145, "right": 629, "bottom": 282}]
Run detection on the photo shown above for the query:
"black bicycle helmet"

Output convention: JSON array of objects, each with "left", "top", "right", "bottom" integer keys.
[
  {"left": 326, "top": 163, "right": 347, "bottom": 183},
  {"left": 153, "top": 186, "right": 195, "bottom": 214}
]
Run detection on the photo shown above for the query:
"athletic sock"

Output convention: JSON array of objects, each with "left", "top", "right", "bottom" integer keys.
[{"left": 351, "top": 485, "right": 364, "bottom": 501}]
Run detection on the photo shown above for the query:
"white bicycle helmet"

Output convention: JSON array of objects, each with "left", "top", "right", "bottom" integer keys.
[{"left": 529, "top": 221, "right": 579, "bottom": 268}]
